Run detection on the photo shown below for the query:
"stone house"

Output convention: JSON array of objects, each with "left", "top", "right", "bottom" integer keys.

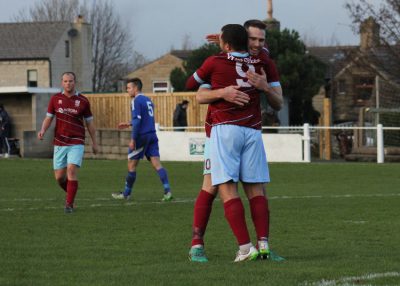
[
  {"left": 0, "top": 17, "right": 92, "bottom": 91},
  {"left": 309, "top": 18, "right": 400, "bottom": 125},
  {"left": 0, "top": 17, "right": 93, "bottom": 157},
  {"left": 124, "top": 50, "right": 191, "bottom": 93}
]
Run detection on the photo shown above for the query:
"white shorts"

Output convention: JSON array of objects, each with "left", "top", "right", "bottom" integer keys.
[
  {"left": 203, "top": 138, "right": 211, "bottom": 175},
  {"left": 210, "top": 124, "right": 270, "bottom": 186}
]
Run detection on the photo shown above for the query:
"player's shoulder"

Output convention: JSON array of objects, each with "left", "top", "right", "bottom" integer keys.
[
  {"left": 51, "top": 92, "right": 63, "bottom": 98},
  {"left": 76, "top": 93, "right": 90, "bottom": 103},
  {"left": 136, "top": 94, "right": 152, "bottom": 104}
]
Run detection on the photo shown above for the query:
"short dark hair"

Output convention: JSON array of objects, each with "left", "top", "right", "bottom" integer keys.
[
  {"left": 182, "top": 100, "right": 189, "bottom": 105},
  {"left": 243, "top": 19, "right": 267, "bottom": 31},
  {"left": 220, "top": 24, "right": 248, "bottom": 51},
  {"left": 62, "top": 71, "right": 76, "bottom": 81},
  {"left": 127, "top": 78, "right": 143, "bottom": 91}
]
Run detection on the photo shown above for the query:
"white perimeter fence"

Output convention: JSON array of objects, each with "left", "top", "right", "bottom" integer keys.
[{"left": 158, "top": 124, "right": 400, "bottom": 163}]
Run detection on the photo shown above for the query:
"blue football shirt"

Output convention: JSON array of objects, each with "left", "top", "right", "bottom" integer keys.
[{"left": 131, "top": 94, "right": 156, "bottom": 137}]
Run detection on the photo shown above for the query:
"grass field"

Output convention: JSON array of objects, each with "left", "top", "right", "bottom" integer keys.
[{"left": 0, "top": 159, "right": 399, "bottom": 286}]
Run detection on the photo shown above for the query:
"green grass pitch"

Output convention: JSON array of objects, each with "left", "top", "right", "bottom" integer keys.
[{"left": 0, "top": 159, "right": 399, "bottom": 286}]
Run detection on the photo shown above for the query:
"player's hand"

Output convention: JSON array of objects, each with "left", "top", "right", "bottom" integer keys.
[
  {"left": 118, "top": 122, "right": 131, "bottom": 129},
  {"left": 129, "top": 139, "right": 136, "bottom": 150},
  {"left": 37, "top": 130, "right": 45, "bottom": 140},
  {"left": 220, "top": 86, "right": 250, "bottom": 106},
  {"left": 92, "top": 143, "right": 99, "bottom": 155},
  {"left": 247, "top": 68, "right": 268, "bottom": 91},
  {"left": 206, "top": 33, "right": 220, "bottom": 44}
]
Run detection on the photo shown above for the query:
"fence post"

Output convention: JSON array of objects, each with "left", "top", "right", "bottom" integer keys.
[
  {"left": 377, "top": 124, "right": 384, "bottom": 164},
  {"left": 303, "top": 123, "right": 311, "bottom": 163}
]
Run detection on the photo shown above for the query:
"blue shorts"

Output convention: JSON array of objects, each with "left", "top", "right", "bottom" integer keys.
[
  {"left": 128, "top": 132, "right": 160, "bottom": 160},
  {"left": 53, "top": 145, "right": 84, "bottom": 170},
  {"left": 210, "top": 125, "right": 270, "bottom": 186},
  {"left": 203, "top": 138, "right": 211, "bottom": 175}
]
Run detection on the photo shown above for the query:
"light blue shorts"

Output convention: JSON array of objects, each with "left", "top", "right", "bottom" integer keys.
[
  {"left": 53, "top": 145, "right": 84, "bottom": 170},
  {"left": 210, "top": 125, "right": 270, "bottom": 186},
  {"left": 203, "top": 138, "right": 211, "bottom": 175}
]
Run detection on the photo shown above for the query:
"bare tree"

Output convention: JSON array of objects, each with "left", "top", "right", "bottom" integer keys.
[
  {"left": 13, "top": 0, "right": 86, "bottom": 22},
  {"left": 345, "top": 0, "right": 400, "bottom": 45},
  {"left": 13, "top": 0, "right": 146, "bottom": 92}
]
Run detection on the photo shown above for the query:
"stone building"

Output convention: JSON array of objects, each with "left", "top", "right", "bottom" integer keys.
[
  {"left": 124, "top": 50, "right": 191, "bottom": 93},
  {"left": 309, "top": 18, "right": 400, "bottom": 125},
  {"left": 0, "top": 17, "right": 92, "bottom": 91}
]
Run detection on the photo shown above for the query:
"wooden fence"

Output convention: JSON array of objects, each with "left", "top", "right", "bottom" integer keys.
[{"left": 85, "top": 92, "right": 208, "bottom": 129}]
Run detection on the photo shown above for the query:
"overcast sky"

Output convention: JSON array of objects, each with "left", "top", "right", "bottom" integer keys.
[{"left": 0, "top": 0, "right": 384, "bottom": 60}]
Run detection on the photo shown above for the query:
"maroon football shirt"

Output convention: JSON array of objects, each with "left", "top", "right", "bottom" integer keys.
[{"left": 46, "top": 92, "right": 93, "bottom": 146}]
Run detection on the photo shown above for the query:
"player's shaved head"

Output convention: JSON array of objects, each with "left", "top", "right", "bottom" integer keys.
[
  {"left": 127, "top": 78, "right": 143, "bottom": 91},
  {"left": 62, "top": 71, "right": 76, "bottom": 81},
  {"left": 220, "top": 24, "right": 248, "bottom": 51}
]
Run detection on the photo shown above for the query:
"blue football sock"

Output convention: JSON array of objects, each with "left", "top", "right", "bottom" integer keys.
[
  {"left": 157, "top": 168, "right": 170, "bottom": 194},
  {"left": 123, "top": 171, "right": 136, "bottom": 197}
]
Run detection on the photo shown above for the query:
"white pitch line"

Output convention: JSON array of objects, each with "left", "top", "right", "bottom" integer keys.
[
  {"left": 301, "top": 271, "right": 400, "bottom": 286},
  {"left": 0, "top": 193, "right": 399, "bottom": 212}
]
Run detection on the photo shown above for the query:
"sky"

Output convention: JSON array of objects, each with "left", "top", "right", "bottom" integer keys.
[{"left": 0, "top": 0, "right": 384, "bottom": 60}]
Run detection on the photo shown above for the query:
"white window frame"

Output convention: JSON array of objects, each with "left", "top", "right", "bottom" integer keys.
[{"left": 152, "top": 81, "right": 169, "bottom": 93}]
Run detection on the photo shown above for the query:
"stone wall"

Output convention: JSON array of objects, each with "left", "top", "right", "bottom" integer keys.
[
  {"left": 0, "top": 60, "right": 50, "bottom": 87},
  {"left": 84, "top": 129, "right": 130, "bottom": 160}
]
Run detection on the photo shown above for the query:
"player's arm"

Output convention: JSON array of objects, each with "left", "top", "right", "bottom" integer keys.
[
  {"left": 196, "top": 84, "right": 250, "bottom": 106},
  {"left": 129, "top": 99, "right": 142, "bottom": 150},
  {"left": 38, "top": 98, "right": 55, "bottom": 140},
  {"left": 247, "top": 68, "right": 283, "bottom": 110},
  {"left": 37, "top": 116, "right": 53, "bottom": 140},
  {"left": 85, "top": 119, "right": 98, "bottom": 154}
]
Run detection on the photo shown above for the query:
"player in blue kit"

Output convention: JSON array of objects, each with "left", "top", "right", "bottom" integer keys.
[{"left": 112, "top": 78, "right": 173, "bottom": 201}]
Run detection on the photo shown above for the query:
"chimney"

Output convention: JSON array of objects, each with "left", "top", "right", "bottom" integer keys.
[
  {"left": 360, "top": 17, "right": 380, "bottom": 51},
  {"left": 75, "top": 14, "right": 85, "bottom": 24}
]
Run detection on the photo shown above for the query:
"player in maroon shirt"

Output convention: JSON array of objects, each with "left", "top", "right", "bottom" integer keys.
[
  {"left": 187, "top": 20, "right": 284, "bottom": 262},
  {"left": 38, "top": 72, "right": 98, "bottom": 213}
]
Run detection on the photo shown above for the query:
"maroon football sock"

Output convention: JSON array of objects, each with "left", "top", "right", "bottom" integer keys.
[
  {"left": 249, "top": 195, "right": 270, "bottom": 240},
  {"left": 224, "top": 198, "right": 251, "bottom": 245},
  {"left": 191, "top": 190, "right": 216, "bottom": 247},
  {"left": 66, "top": 180, "right": 78, "bottom": 206}
]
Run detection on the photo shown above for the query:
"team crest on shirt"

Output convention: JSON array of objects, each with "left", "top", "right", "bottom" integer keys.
[
  {"left": 75, "top": 100, "right": 81, "bottom": 107},
  {"left": 58, "top": 99, "right": 62, "bottom": 104}
]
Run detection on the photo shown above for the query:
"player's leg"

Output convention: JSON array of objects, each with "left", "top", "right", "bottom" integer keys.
[
  {"left": 149, "top": 156, "right": 172, "bottom": 201},
  {"left": 243, "top": 183, "right": 270, "bottom": 258},
  {"left": 240, "top": 128, "right": 271, "bottom": 258},
  {"left": 189, "top": 138, "right": 217, "bottom": 262},
  {"left": 63, "top": 145, "right": 84, "bottom": 213},
  {"left": 53, "top": 145, "right": 68, "bottom": 192},
  {"left": 112, "top": 142, "right": 144, "bottom": 200},
  {"left": 145, "top": 133, "right": 172, "bottom": 201},
  {"left": 211, "top": 125, "right": 258, "bottom": 262},
  {"left": 189, "top": 174, "right": 217, "bottom": 262}
]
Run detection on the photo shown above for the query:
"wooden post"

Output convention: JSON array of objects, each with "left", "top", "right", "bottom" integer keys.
[
  {"left": 323, "top": 98, "right": 332, "bottom": 160},
  {"left": 319, "top": 116, "right": 324, "bottom": 159}
]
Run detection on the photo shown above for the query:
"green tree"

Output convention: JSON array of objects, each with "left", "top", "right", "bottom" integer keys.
[
  {"left": 170, "top": 44, "right": 220, "bottom": 92},
  {"left": 170, "top": 67, "right": 186, "bottom": 91},
  {"left": 266, "top": 29, "right": 326, "bottom": 125}
]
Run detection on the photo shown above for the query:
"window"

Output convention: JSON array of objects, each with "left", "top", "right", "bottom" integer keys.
[
  {"left": 153, "top": 81, "right": 169, "bottom": 93},
  {"left": 27, "top": 70, "right": 38, "bottom": 87},
  {"left": 337, "top": 80, "right": 346, "bottom": 94},
  {"left": 354, "top": 76, "right": 374, "bottom": 104},
  {"left": 65, "top": 40, "right": 70, "bottom": 58}
]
